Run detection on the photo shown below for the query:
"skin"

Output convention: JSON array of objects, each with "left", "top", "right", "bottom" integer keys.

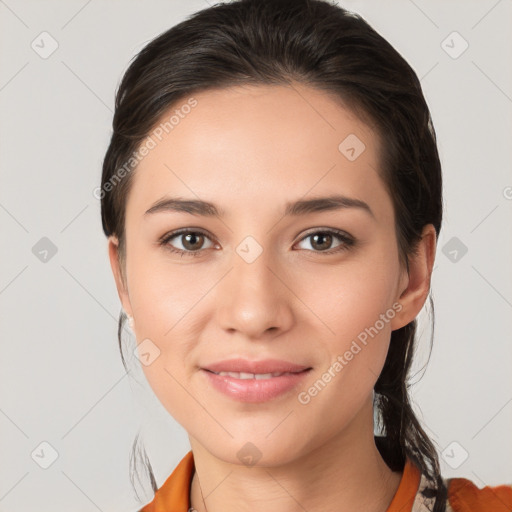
[{"left": 108, "top": 82, "right": 437, "bottom": 512}]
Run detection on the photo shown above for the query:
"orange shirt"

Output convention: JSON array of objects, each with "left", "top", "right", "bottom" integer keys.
[{"left": 140, "top": 450, "right": 512, "bottom": 512}]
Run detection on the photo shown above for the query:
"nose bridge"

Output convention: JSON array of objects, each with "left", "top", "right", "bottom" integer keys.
[
  {"left": 214, "top": 233, "right": 293, "bottom": 337},
  {"left": 234, "top": 237, "right": 275, "bottom": 293}
]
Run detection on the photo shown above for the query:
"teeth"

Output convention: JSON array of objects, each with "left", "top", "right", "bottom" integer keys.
[
  {"left": 216, "top": 371, "right": 288, "bottom": 379},
  {"left": 255, "top": 373, "right": 273, "bottom": 380}
]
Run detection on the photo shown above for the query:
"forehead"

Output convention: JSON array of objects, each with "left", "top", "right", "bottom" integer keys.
[{"left": 126, "top": 83, "right": 390, "bottom": 223}]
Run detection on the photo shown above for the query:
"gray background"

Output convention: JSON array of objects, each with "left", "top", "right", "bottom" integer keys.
[{"left": 0, "top": 0, "right": 511, "bottom": 511}]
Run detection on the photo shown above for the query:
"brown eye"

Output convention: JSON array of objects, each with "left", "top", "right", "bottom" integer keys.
[
  {"left": 181, "top": 232, "right": 206, "bottom": 251},
  {"left": 296, "top": 229, "right": 355, "bottom": 254},
  {"left": 160, "top": 229, "right": 215, "bottom": 257},
  {"left": 310, "top": 232, "right": 333, "bottom": 251}
]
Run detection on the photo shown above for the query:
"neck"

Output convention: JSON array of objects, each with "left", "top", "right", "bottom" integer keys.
[{"left": 189, "top": 400, "right": 403, "bottom": 512}]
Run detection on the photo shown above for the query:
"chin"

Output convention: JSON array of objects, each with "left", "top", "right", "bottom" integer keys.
[{"left": 197, "top": 431, "right": 311, "bottom": 468}]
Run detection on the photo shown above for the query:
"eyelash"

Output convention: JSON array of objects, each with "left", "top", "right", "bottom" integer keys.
[{"left": 158, "top": 228, "right": 356, "bottom": 258}]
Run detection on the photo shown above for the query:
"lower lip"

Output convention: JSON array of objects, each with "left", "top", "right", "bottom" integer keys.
[{"left": 202, "top": 369, "right": 311, "bottom": 403}]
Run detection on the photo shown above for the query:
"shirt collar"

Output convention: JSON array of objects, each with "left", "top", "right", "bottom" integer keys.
[{"left": 141, "top": 450, "right": 421, "bottom": 512}]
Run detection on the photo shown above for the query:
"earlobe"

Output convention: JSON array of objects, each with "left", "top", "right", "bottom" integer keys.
[
  {"left": 390, "top": 225, "right": 437, "bottom": 331},
  {"left": 108, "top": 236, "right": 133, "bottom": 318}
]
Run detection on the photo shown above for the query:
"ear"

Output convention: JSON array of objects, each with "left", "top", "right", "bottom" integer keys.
[
  {"left": 390, "top": 224, "right": 437, "bottom": 330},
  {"left": 108, "top": 235, "right": 133, "bottom": 317}
]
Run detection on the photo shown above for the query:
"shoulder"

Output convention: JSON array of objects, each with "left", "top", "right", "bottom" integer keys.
[
  {"left": 410, "top": 462, "right": 512, "bottom": 512},
  {"left": 139, "top": 451, "right": 195, "bottom": 512},
  {"left": 445, "top": 476, "right": 512, "bottom": 512}
]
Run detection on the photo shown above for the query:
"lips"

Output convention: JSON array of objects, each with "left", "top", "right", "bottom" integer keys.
[
  {"left": 203, "top": 358, "right": 311, "bottom": 375},
  {"left": 200, "top": 358, "right": 312, "bottom": 403},
  {"left": 212, "top": 371, "right": 297, "bottom": 379}
]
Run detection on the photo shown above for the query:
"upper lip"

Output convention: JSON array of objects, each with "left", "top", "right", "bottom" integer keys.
[{"left": 203, "top": 358, "right": 311, "bottom": 374}]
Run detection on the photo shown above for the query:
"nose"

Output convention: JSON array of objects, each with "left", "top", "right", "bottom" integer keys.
[{"left": 214, "top": 242, "right": 294, "bottom": 340}]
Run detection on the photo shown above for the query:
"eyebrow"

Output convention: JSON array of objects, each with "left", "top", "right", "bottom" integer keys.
[{"left": 144, "top": 194, "right": 375, "bottom": 219}]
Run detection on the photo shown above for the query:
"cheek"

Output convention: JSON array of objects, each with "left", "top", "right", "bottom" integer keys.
[
  {"left": 294, "top": 248, "right": 400, "bottom": 346},
  {"left": 134, "top": 306, "right": 201, "bottom": 430},
  {"left": 294, "top": 266, "right": 398, "bottom": 437},
  {"left": 126, "top": 243, "right": 210, "bottom": 334},
  {"left": 125, "top": 250, "right": 203, "bottom": 415},
  {"left": 294, "top": 250, "right": 400, "bottom": 400}
]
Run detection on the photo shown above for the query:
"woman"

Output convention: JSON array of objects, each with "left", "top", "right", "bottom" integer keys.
[{"left": 100, "top": 0, "right": 512, "bottom": 511}]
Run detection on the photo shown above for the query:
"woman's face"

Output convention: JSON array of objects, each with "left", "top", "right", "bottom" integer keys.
[{"left": 109, "top": 83, "right": 417, "bottom": 466}]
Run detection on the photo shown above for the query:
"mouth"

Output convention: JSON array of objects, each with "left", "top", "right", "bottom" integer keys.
[
  {"left": 200, "top": 363, "right": 312, "bottom": 403},
  {"left": 206, "top": 370, "right": 307, "bottom": 379},
  {"left": 202, "top": 357, "right": 311, "bottom": 375}
]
